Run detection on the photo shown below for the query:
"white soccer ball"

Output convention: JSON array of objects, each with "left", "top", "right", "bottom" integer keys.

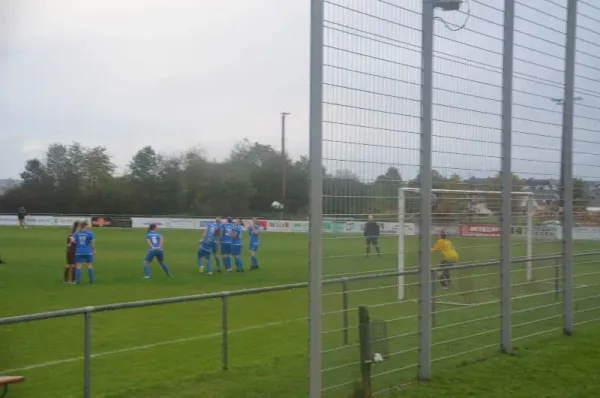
[
  {"left": 271, "top": 201, "right": 283, "bottom": 210},
  {"left": 373, "top": 353, "right": 384, "bottom": 363}
]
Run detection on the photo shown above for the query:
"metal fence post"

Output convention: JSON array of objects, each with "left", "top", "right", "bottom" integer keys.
[
  {"left": 500, "top": 0, "right": 515, "bottom": 354},
  {"left": 222, "top": 295, "right": 229, "bottom": 370},
  {"left": 83, "top": 310, "right": 92, "bottom": 398},
  {"left": 308, "top": 0, "right": 325, "bottom": 394},
  {"left": 431, "top": 269, "right": 436, "bottom": 328},
  {"left": 555, "top": 259, "right": 560, "bottom": 302},
  {"left": 561, "top": 0, "right": 578, "bottom": 336},
  {"left": 418, "top": 0, "right": 434, "bottom": 381},
  {"left": 342, "top": 279, "right": 349, "bottom": 345}
]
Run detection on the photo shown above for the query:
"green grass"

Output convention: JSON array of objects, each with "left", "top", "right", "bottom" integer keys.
[
  {"left": 0, "top": 226, "right": 599, "bottom": 397},
  {"left": 395, "top": 324, "right": 600, "bottom": 398}
]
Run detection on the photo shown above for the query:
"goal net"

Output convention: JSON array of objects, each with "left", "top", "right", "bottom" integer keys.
[{"left": 397, "top": 187, "right": 555, "bottom": 302}]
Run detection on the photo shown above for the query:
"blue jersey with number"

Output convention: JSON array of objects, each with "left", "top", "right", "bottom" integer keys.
[
  {"left": 146, "top": 231, "right": 163, "bottom": 251},
  {"left": 73, "top": 230, "right": 94, "bottom": 255},
  {"left": 206, "top": 222, "right": 219, "bottom": 238},
  {"left": 199, "top": 225, "right": 216, "bottom": 251},
  {"left": 248, "top": 225, "right": 260, "bottom": 244},
  {"left": 220, "top": 222, "right": 233, "bottom": 244},
  {"left": 231, "top": 225, "right": 243, "bottom": 245}
]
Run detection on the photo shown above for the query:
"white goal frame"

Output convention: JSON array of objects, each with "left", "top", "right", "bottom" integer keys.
[{"left": 397, "top": 187, "right": 535, "bottom": 301}]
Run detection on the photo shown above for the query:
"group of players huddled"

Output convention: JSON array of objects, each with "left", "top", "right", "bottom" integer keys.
[
  {"left": 63, "top": 216, "right": 261, "bottom": 284},
  {"left": 195, "top": 217, "right": 261, "bottom": 275}
]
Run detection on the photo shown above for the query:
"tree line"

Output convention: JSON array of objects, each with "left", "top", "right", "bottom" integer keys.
[{"left": 0, "top": 141, "right": 590, "bottom": 219}]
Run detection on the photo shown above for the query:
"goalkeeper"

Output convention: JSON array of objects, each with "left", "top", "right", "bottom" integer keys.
[{"left": 431, "top": 230, "right": 459, "bottom": 289}]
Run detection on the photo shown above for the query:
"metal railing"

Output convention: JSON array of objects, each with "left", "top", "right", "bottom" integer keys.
[{"left": 2, "top": 251, "right": 599, "bottom": 398}]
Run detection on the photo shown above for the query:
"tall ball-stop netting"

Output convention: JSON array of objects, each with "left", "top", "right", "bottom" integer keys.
[
  {"left": 318, "top": 1, "right": 422, "bottom": 394},
  {"left": 314, "top": 0, "right": 572, "bottom": 396}
]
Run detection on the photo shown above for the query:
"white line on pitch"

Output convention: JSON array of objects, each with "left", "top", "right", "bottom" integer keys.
[{"left": 0, "top": 317, "right": 307, "bottom": 374}]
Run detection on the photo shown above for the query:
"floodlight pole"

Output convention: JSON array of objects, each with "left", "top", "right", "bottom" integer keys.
[
  {"left": 281, "top": 112, "right": 290, "bottom": 217},
  {"left": 418, "top": 0, "right": 461, "bottom": 382}
]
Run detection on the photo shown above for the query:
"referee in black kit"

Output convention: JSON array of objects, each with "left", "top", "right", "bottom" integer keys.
[{"left": 364, "top": 215, "right": 381, "bottom": 258}]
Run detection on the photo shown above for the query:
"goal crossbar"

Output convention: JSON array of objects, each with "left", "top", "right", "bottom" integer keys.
[{"left": 397, "top": 187, "right": 535, "bottom": 301}]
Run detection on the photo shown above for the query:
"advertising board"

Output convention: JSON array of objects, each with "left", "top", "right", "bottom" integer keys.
[
  {"left": 459, "top": 224, "right": 501, "bottom": 237},
  {"left": 91, "top": 216, "right": 132, "bottom": 228},
  {"left": 54, "top": 216, "right": 92, "bottom": 226},
  {"left": 268, "top": 220, "right": 290, "bottom": 232},
  {"left": 0, "top": 214, "right": 587, "bottom": 241},
  {"left": 0, "top": 215, "right": 17, "bottom": 226},
  {"left": 573, "top": 226, "right": 600, "bottom": 241}
]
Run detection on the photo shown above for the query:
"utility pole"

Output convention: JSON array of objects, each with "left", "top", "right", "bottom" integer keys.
[{"left": 281, "top": 112, "right": 290, "bottom": 215}]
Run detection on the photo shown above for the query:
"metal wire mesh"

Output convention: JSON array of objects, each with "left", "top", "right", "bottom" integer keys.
[
  {"left": 572, "top": 0, "right": 600, "bottom": 328},
  {"left": 309, "top": 0, "right": 600, "bottom": 396},
  {"left": 320, "top": 0, "right": 422, "bottom": 395},
  {"left": 426, "top": 0, "right": 548, "bottom": 372},
  {"left": 504, "top": 0, "right": 566, "bottom": 347}
]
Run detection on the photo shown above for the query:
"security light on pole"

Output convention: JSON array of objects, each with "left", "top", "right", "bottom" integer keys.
[{"left": 434, "top": 0, "right": 462, "bottom": 11}]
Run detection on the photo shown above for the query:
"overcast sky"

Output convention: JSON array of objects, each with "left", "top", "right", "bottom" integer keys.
[
  {"left": 1, "top": 0, "right": 599, "bottom": 183},
  {"left": 0, "top": 0, "right": 309, "bottom": 178}
]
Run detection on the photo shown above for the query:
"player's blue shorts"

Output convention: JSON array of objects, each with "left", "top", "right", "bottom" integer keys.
[
  {"left": 249, "top": 242, "right": 259, "bottom": 252},
  {"left": 75, "top": 254, "right": 93, "bottom": 264},
  {"left": 197, "top": 248, "right": 211, "bottom": 260},
  {"left": 221, "top": 243, "right": 232, "bottom": 255},
  {"left": 145, "top": 249, "right": 164, "bottom": 263},
  {"left": 211, "top": 240, "right": 218, "bottom": 254},
  {"left": 231, "top": 244, "right": 242, "bottom": 256}
]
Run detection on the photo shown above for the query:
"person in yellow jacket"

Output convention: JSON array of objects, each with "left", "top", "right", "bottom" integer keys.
[{"left": 431, "top": 230, "right": 459, "bottom": 289}]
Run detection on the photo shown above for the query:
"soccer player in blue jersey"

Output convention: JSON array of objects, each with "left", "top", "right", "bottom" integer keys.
[
  {"left": 231, "top": 218, "right": 244, "bottom": 272},
  {"left": 198, "top": 220, "right": 219, "bottom": 275},
  {"left": 72, "top": 221, "right": 95, "bottom": 284},
  {"left": 219, "top": 217, "right": 234, "bottom": 272},
  {"left": 209, "top": 217, "right": 223, "bottom": 272},
  {"left": 248, "top": 218, "right": 261, "bottom": 270},
  {"left": 143, "top": 223, "right": 171, "bottom": 279}
]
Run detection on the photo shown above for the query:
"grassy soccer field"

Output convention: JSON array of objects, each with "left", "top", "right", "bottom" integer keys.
[{"left": 0, "top": 226, "right": 599, "bottom": 397}]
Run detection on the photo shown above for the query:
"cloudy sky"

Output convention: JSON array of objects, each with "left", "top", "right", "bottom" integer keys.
[
  {"left": 1, "top": 0, "right": 598, "bottom": 183},
  {"left": 0, "top": 0, "right": 309, "bottom": 178}
]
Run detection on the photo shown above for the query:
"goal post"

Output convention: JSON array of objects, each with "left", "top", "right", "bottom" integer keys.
[{"left": 397, "top": 187, "right": 535, "bottom": 301}]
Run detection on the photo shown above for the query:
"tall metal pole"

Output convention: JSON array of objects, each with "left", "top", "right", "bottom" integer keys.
[
  {"left": 308, "top": 0, "right": 324, "bottom": 395},
  {"left": 418, "top": 0, "right": 434, "bottom": 381},
  {"left": 281, "top": 112, "right": 290, "bottom": 215},
  {"left": 500, "top": 0, "right": 515, "bottom": 354},
  {"left": 561, "top": 0, "right": 578, "bottom": 336}
]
